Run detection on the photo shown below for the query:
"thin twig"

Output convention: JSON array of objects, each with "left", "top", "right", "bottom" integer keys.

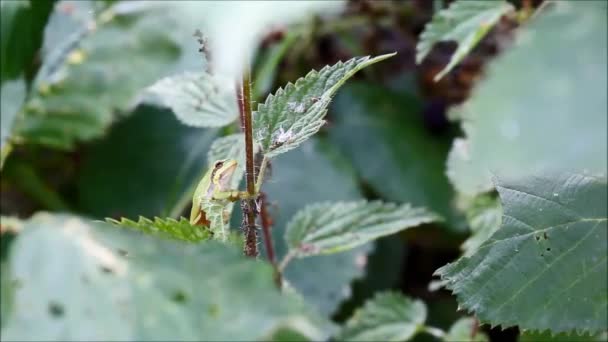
[
  {"left": 278, "top": 250, "right": 296, "bottom": 274},
  {"left": 240, "top": 66, "right": 258, "bottom": 258},
  {"left": 259, "top": 192, "right": 280, "bottom": 286}
]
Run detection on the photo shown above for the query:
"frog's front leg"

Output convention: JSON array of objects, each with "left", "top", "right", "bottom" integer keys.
[{"left": 212, "top": 189, "right": 257, "bottom": 202}]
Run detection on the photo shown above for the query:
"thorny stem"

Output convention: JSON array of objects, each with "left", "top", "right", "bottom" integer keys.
[
  {"left": 259, "top": 192, "right": 280, "bottom": 286},
  {"left": 240, "top": 66, "right": 258, "bottom": 258}
]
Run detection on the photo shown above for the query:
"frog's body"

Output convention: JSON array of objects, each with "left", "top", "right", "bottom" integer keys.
[{"left": 190, "top": 159, "right": 239, "bottom": 226}]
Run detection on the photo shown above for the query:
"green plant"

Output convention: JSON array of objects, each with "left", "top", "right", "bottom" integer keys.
[{"left": 1, "top": 1, "right": 606, "bottom": 341}]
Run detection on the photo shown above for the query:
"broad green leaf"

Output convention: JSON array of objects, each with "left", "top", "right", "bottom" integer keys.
[
  {"left": 0, "top": 79, "right": 26, "bottom": 168},
  {"left": 249, "top": 138, "right": 370, "bottom": 316},
  {"left": 0, "top": 0, "right": 54, "bottom": 83},
  {"left": 104, "top": 216, "right": 210, "bottom": 243},
  {"left": 253, "top": 53, "right": 395, "bottom": 158},
  {"left": 444, "top": 317, "right": 488, "bottom": 342},
  {"left": 436, "top": 172, "right": 607, "bottom": 334},
  {"left": 12, "top": 2, "right": 193, "bottom": 149},
  {"left": 453, "top": 2, "right": 607, "bottom": 181},
  {"left": 337, "top": 292, "right": 427, "bottom": 341},
  {"left": 461, "top": 194, "right": 502, "bottom": 257},
  {"left": 328, "top": 83, "right": 465, "bottom": 231},
  {"left": 76, "top": 106, "right": 218, "bottom": 219},
  {"left": 446, "top": 138, "right": 493, "bottom": 196},
  {"left": 519, "top": 330, "right": 608, "bottom": 342},
  {"left": 286, "top": 200, "right": 440, "bottom": 257},
  {"left": 0, "top": 213, "right": 328, "bottom": 341},
  {"left": 145, "top": 72, "right": 238, "bottom": 128},
  {"left": 416, "top": 0, "right": 514, "bottom": 81}
]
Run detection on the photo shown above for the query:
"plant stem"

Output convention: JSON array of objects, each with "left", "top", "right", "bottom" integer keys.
[
  {"left": 422, "top": 326, "right": 446, "bottom": 339},
  {"left": 259, "top": 192, "right": 280, "bottom": 286},
  {"left": 278, "top": 250, "right": 296, "bottom": 274},
  {"left": 240, "top": 65, "right": 258, "bottom": 258},
  {"left": 255, "top": 156, "right": 269, "bottom": 193}
]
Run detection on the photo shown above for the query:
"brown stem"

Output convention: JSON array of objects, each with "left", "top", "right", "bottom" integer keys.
[
  {"left": 260, "top": 192, "right": 280, "bottom": 286},
  {"left": 241, "top": 66, "right": 258, "bottom": 257}
]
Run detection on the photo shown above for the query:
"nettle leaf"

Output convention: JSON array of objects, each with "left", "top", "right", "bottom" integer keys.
[
  {"left": 285, "top": 200, "right": 440, "bottom": 257},
  {"left": 461, "top": 194, "right": 502, "bottom": 257},
  {"left": 337, "top": 292, "right": 427, "bottom": 341},
  {"left": 253, "top": 53, "right": 395, "bottom": 159},
  {"left": 12, "top": 3, "right": 189, "bottom": 149},
  {"left": 436, "top": 172, "right": 607, "bottom": 334},
  {"left": 416, "top": 0, "right": 514, "bottom": 81},
  {"left": 145, "top": 71, "right": 239, "bottom": 128},
  {"left": 1, "top": 213, "right": 328, "bottom": 341},
  {"left": 105, "top": 216, "right": 210, "bottom": 243},
  {"left": 444, "top": 317, "right": 488, "bottom": 342}
]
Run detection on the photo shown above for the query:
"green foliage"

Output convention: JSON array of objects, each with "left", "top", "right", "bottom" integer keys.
[
  {"left": 328, "top": 83, "right": 464, "bottom": 230},
  {"left": 0, "top": 79, "right": 26, "bottom": 168},
  {"left": 0, "top": 0, "right": 54, "bottom": 83},
  {"left": 451, "top": 1, "right": 607, "bottom": 180},
  {"left": 257, "top": 139, "right": 371, "bottom": 316},
  {"left": 436, "top": 172, "right": 607, "bottom": 334},
  {"left": 105, "top": 216, "right": 211, "bottom": 243},
  {"left": 444, "top": 317, "right": 488, "bottom": 342},
  {"left": 146, "top": 72, "right": 239, "bottom": 128},
  {"left": 12, "top": 2, "right": 188, "bottom": 149},
  {"left": 519, "top": 330, "right": 608, "bottom": 342},
  {"left": 416, "top": 0, "right": 514, "bottom": 81},
  {"left": 446, "top": 138, "right": 493, "bottom": 197},
  {"left": 1, "top": 213, "right": 328, "bottom": 341},
  {"left": 460, "top": 194, "right": 502, "bottom": 257},
  {"left": 337, "top": 292, "right": 427, "bottom": 341},
  {"left": 76, "top": 106, "right": 218, "bottom": 219},
  {"left": 285, "top": 200, "right": 440, "bottom": 257},
  {"left": 253, "top": 53, "right": 395, "bottom": 158}
]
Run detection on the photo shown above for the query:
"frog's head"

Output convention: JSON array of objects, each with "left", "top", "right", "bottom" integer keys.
[{"left": 211, "top": 159, "right": 238, "bottom": 189}]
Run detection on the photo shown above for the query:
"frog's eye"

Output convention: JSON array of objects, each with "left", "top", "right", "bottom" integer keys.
[{"left": 214, "top": 161, "right": 224, "bottom": 169}]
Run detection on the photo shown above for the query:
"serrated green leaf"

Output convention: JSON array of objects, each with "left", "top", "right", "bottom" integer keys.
[
  {"left": 105, "top": 216, "right": 211, "bottom": 243},
  {"left": 436, "top": 172, "right": 607, "bottom": 334},
  {"left": 145, "top": 71, "right": 238, "bottom": 128},
  {"left": 451, "top": 2, "right": 606, "bottom": 181},
  {"left": 461, "top": 194, "right": 502, "bottom": 257},
  {"left": 253, "top": 53, "right": 395, "bottom": 158},
  {"left": 286, "top": 200, "right": 440, "bottom": 257},
  {"left": 519, "top": 330, "right": 608, "bottom": 342},
  {"left": 444, "top": 317, "right": 488, "bottom": 342},
  {"left": 1, "top": 213, "right": 329, "bottom": 340},
  {"left": 416, "top": 0, "right": 514, "bottom": 81},
  {"left": 0, "top": 79, "right": 26, "bottom": 168},
  {"left": 12, "top": 3, "right": 190, "bottom": 149},
  {"left": 337, "top": 292, "right": 427, "bottom": 341}
]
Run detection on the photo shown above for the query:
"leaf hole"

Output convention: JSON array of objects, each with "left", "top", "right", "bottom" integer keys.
[
  {"left": 546, "top": 247, "right": 551, "bottom": 252},
  {"left": 48, "top": 302, "right": 65, "bottom": 318},
  {"left": 172, "top": 290, "right": 188, "bottom": 304}
]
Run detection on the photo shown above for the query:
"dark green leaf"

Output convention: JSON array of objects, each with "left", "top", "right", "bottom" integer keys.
[
  {"left": 436, "top": 172, "right": 607, "bottom": 334},
  {"left": 105, "top": 216, "right": 211, "bottom": 243}
]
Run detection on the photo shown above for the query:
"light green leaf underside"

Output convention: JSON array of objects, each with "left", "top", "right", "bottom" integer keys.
[
  {"left": 104, "top": 216, "right": 210, "bottom": 243},
  {"left": 444, "top": 317, "right": 489, "bottom": 342},
  {"left": 286, "top": 200, "right": 440, "bottom": 257},
  {"left": 416, "top": 0, "right": 514, "bottom": 81},
  {"left": 452, "top": 2, "right": 607, "bottom": 181},
  {"left": 436, "top": 172, "right": 607, "bottom": 334},
  {"left": 13, "top": 3, "right": 188, "bottom": 149},
  {"left": 337, "top": 292, "right": 427, "bottom": 341},
  {"left": 253, "top": 53, "right": 395, "bottom": 158},
  {"left": 145, "top": 72, "right": 238, "bottom": 128},
  {"left": 1, "top": 213, "right": 326, "bottom": 341},
  {"left": 461, "top": 194, "right": 502, "bottom": 257},
  {"left": 446, "top": 138, "right": 494, "bottom": 196},
  {"left": 0, "top": 79, "right": 26, "bottom": 168}
]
